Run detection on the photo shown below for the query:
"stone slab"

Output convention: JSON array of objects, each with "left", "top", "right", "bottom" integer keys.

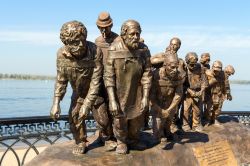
[{"left": 26, "top": 116, "right": 250, "bottom": 166}]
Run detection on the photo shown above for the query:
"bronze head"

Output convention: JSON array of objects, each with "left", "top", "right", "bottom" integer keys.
[
  {"left": 200, "top": 53, "right": 211, "bottom": 65},
  {"left": 96, "top": 12, "right": 113, "bottom": 39},
  {"left": 185, "top": 52, "right": 198, "bottom": 71},
  {"left": 164, "top": 54, "right": 179, "bottom": 79},
  {"left": 166, "top": 37, "right": 181, "bottom": 53},
  {"left": 224, "top": 65, "right": 235, "bottom": 76},
  {"left": 212, "top": 60, "right": 223, "bottom": 76},
  {"left": 120, "top": 20, "right": 141, "bottom": 50},
  {"left": 60, "top": 20, "right": 87, "bottom": 58}
]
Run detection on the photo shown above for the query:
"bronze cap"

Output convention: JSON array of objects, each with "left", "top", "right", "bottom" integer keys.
[{"left": 96, "top": 12, "right": 113, "bottom": 27}]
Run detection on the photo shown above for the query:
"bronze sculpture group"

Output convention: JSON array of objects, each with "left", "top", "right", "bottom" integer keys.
[{"left": 50, "top": 12, "right": 235, "bottom": 155}]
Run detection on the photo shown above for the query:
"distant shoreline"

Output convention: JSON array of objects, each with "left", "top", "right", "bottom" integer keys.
[
  {"left": 0, "top": 73, "right": 55, "bottom": 80},
  {"left": 0, "top": 73, "right": 249, "bottom": 84},
  {"left": 230, "top": 80, "right": 250, "bottom": 85}
]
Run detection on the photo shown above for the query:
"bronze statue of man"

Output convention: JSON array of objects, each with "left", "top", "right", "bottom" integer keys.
[
  {"left": 205, "top": 61, "right": 230, "bottom": 125},
  {"left": 182, "top": 52, "right": 208, "bottom": 132},
  {"left": 94, "top": 11, "right": 118, "bottom": 150},
  {"left": 104, "top": 20, "right": 152, "bottom": 154},
  {"left": 150, "top": 37, "right": 186, "bottom": 76},
  {"left": 199, "top": 53, "right": 211, "bottom": 122},
  {"left": 224, "top": 65, "right": 235, "bottom": 101},
  {"left": 150, "top": 37, "right": 186, "bottom": 131},
  {"left": 150, "top": 37, "right": 181, "bottom": 67},
  {"left": 151, "top": 55, "right": 184, "bottom": 144},
  {"left": 95, "top": 12, "right": 119, "bottom": 64},
  {"left": 200, "top": 53, "right": 211, "bottom": 70},
  {"left": 50, "top": 21, "right": 102, "bottom": 154}
]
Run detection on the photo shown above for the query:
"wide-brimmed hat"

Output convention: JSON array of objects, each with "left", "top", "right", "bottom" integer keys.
[{"left": 96, "top": 12, "right": 113, "bottom": 27}]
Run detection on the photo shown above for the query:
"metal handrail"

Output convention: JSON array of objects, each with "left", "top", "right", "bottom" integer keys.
[
  {"left": 220, "top": 111, "right": 250, "bottom": 116},
  {"left": 0, "top": 111, "right": 249, "bottom": 124},
  {"left": 0, "top": 111, "right": 249, "bottom": 166}
]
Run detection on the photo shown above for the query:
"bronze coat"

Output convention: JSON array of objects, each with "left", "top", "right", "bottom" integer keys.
[
  {"left": 104, "top": 37, "right": 152, "bottom": 119},
  {"left": 54, "top": 41, "right": 102, "bottom": 108}
]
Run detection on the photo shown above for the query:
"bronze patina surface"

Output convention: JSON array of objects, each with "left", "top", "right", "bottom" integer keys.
[
  {"left": 151, "top": 55, "right": 184, "bottom": 143},
  {"left": 182, "top": 52, "right": 208, "bottom": 132},
  {"left": 47, "top": 16, "right": 237, "bottom": 158},
  {"left": 104, "top": 19, "right": 152, "bottom": 154},
  {"left": 93, "top": 12, "right": 119, "bottom": 149},
  {"left": 27, "top": 119, "right": 250, "bottom": 166},
  {"left": 50, "top": 20, "right": 103, "bottom": 154}
]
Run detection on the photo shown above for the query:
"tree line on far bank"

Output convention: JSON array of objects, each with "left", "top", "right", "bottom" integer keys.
[
  {"left": 0, "top": 73, "right": 55, "bottom": 80},
  {"left": 230, "top": 80, "right": 250, "bottom": 84},
  {"left": 0, "top": 73, "right": 249, "bottom": 84}
]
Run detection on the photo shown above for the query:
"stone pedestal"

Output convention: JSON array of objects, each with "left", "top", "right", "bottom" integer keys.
[{"left": 26, "top": 116, "right": 250, "bottom": 166}]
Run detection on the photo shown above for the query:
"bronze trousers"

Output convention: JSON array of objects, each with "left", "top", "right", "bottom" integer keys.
[
  {"left": 183, "top": 97, "right": 202, "bottom": 128},
  {"left": 92, "top": 101, "right": 113, "bottom": 139},
  {"left": 113, "top": 114, "right": 144, "bottom": 144},
  {"left": 152, "top": 105, "right": 177, "bottom": 140}
]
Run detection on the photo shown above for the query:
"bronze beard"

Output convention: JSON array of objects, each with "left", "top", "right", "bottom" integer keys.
[
  {"left": 123, "top": 36, "right": 139, "bottom": 50},
  {"left": 66, "top": 45, "right": 86, "bottom": 57}
]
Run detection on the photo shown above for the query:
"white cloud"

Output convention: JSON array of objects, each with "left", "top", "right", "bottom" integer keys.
[
  {"left": 1, "top": 26, "right": 250, "bottom": 52},
  {"left": 0, "top": 30, "right": 99, "bottom": 46},
  {"left": 0, "top": 31, "right": 59, "bottom": 45},
  {"left": 142, "top": 30, "right": 250, "bottom": 53},
  {"left": 0, "top": 26, "right": 249, "bottom": 80}
]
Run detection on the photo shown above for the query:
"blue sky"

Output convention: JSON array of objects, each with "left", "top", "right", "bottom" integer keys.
[{"left": 0, "top": 0, "right": 249, "bottom": 80}]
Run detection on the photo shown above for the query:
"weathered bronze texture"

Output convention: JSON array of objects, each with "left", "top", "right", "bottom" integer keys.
[
  {"left": 150, "top": 55, "right": 184, "bottom": 143},
  {"left": 150, "top": 38, "right": 186, "bottom": 131},
  {"left": 200, "top": 53, "right": 211, "bottom": 123},
  {"left": 205, "top": 61, "right": 230, "bottom": 125},
  {"left": 200, "top": 53, "right": 211, "bottom": 70},
  {"left": 104, "top": 19, "right": 152, "bottom": 154},
  {"left": 150, "top": 37, "right": 186, "bottom": 89},
  {"left": 27, "top": 120, "right": 250, "bottom": 166},
  {"left": 182, "top": 52, "right": 208, "bottom": 132},
  {"left": 94, "top": 12, "right": 118, "bottom": 149},
  {"left": 224, "top": 65, "right": 235, "bottom": 101},
  {"left": 150, "top": 37, "right": 181, "bottom": 67},
  {"left": 96, "top": 12, "right": 119, "bottom": 65},
  {"left": 50, "top": 20, "right": 102, "bottom": 154},
  {"left": 46, "top": 17, "right": 237, "bottom": 157}
]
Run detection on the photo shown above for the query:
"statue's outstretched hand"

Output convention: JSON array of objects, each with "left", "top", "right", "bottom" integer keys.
[
  {"left": 78, "top": 104, "right": 90, "bottom": 121},
  {"left": 50, "top": 104, "right": 61, "bottom": 121}
]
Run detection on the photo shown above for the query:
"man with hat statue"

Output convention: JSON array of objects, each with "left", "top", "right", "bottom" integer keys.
[
  {"left": 93, "top": 12, "right": 119, "bottom": 150},
  {"left": 96, "top": 12, "right": 119, "bottom": 63},
  {"left": 104, "top": 20, "right": 152, "bottom": 154}
]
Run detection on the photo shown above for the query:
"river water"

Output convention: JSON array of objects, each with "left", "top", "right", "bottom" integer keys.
[{"left": 0, "top": 80, "right": 249, "bottom": 118}]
